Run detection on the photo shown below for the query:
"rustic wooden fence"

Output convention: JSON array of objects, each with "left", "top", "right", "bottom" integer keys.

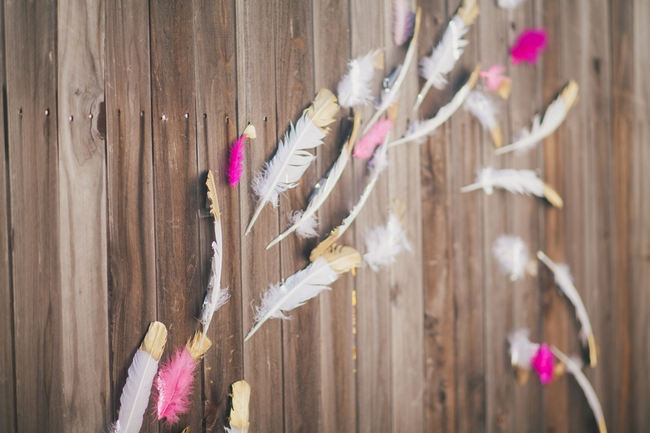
[{"left": 0, "top": 0, "right": 647, "bottom": 432}]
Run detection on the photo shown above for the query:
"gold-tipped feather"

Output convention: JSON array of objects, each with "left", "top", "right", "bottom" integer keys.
[
  {"left": 458, "top": 0, "right": 479, "bottom": 26},
  {"left": 307, "top": 89, "right": 339, "bottom": 131},
  {"left": 497, "top": 78, "right": 511, "bottom": 99},
  {"left": 320, "top": 244, "right": 362, "bottom": 275},
  {"left": 587, "top": 333, "right": 598, "bottom": 367},
  {"left": 229, "top": 380, "right": 251, "bottom": 431},
  {"left": 206, "top": 170, "right": 220, "bottom": 220},
  {"left": 543, "top": 183, "right": 564, "bottom": 208},
  {"left": 561, "top": 80, "right": 579, "bottom": 111},
  {"left": 310, "top": 227, "right": 341, "bottom": 262},
  {"left": 186, "top": 330, "right": 212, "bottom": 360},
  {"left": 243, "top": 123, "right": 257, "bottom": 139},
  {"left": 140, "top": 321, "right": 168, "bottom": 361},
  {"left": 491, "top": 126, "right": 503, "bottom": 149}
]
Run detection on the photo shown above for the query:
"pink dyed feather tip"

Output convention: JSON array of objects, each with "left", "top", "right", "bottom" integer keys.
[
  {"left": 510, "top": 29, "right": 548, "bottom": 65},
  {"left": 154, "top": 347, "right": 197, "bottom": 425},
  {"left": 531, "top": 343, "right": 555, "bottom": 385},
  {"left": 353, "top": 118, "right": 394, "bottom": 159},
  {"left": 227, "top": 124, "right": 256, "bottom": 186}
]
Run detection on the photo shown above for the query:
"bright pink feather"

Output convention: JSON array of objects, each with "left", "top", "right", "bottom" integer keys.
[
  {"left": 393, "top": 0, "right": 415, "bottom": 46},
  {"left": 479, "top": 64, "right": 508, "bottom": 92},
  {"left": 154, "top": 347, "right": 196, "bottom": 425},
  {"left": 531, "top": 343, "right": 555, "bottom": 385},
  {"left": 353, "top": 118, "right": 394, "bottom": 159},
  {"left": 227, "top": 134, "right": 246, "bottom": 186},
  {"left": 510, "top": 29, "right": 547, "bottom": 65}
]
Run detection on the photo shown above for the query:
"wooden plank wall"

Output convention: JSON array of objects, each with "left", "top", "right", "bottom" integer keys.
[{"left": 0, "top": 1, "right": 648, "bottom": 432}]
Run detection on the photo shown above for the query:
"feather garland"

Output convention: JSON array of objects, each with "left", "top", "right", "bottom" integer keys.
[
  {"left": 363, "top": 206, "right": 411, "bottom": 271},
  {"left": 463, "top": 90, "right": 502, "bottom": 148},
  {"left": 246, "top": 89, "right": 339, "bottom": 235},
  {"left": 537, "top": 251, "right": 598, "bottom": 367},
  {"left": 363, "top": 7, "right": 421, "bottom": 134},
  {"left": 266, "top": 112, "right": 361, "bottom": 249},
  {"left": 496, "top": 81, "right": 578, "bottom": 155},
  {"left": 510, "top": 28, "right": 547, "bottom": 65},
  {"left": 390, "top": 66, "right": 480, "bottom": 147},
  {"left": 413, "top": 0, "right": 479, "bottom": 111},
  {"left": 497, "top": 0, "right": 527, "bottom": 9},
  {"left": 508, "top": 329, "right": 560, "bottom": 385},
  {"left": 492, "top": 235, "right": 537, "bottom": 281},
  {"left": 393, "top": 0, "right": 415, "bottom": 47},
  {"left": 246, "top": 245, "right": 361, "bottom": 341},
  {"left": 354, "top": 118, "right": 394, "bottom": 159},
  {"left": 551, "top": 347, "right": 607, "bottom": 433},
  {"left": 337, "top": 51, "right": 383, "bottom": 108},
  {"left": 227, "top": 124, "right": 256, "bottom": 186},
  {"left": 226, "top": 380, "right": 251, "bottom": 433},
  {"left": 460, "top": 167, "right": 564, "bottom": 208},
  {"left": 112, "top": 322, "right": 167, "bottom": 433}
]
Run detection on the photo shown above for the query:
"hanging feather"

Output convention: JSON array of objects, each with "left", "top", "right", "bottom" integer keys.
[
  {"left": 551, "top": 347, "right": 607, "bottom": 433},
  {"left": 393, "top": 0, "right": 415, "bottom": 46},
  {"left": 460, "top": 167, "right": 563, "bottom": 208},
  {"left": 496, "top": 81, "right": 578, "bottom": 155},
  {"left": 492, "top": 235, "right": 537, "bottom": 281},
  {"left": 537, "top": 251, "right": 598, "bottom": 367},
  {"left": 245, "top": 89, "right": 339, "bottom": 235},
  {"left": 246, "top": 244, "right": 361, "bottom": 342},
  {"left": 391, "top": 66, "right": 480, "bottom": 147},
  {"left": 227, "top": 124, "right": 256, "bottom": 186},
  {"left": 266, "top": 112, "right": 361, "bottom": 249},
  {"left": 480, "top": 65, "right": 511, "bottom": 99},
  {"left": 363, "top": 205, "right": 411, "bottom": 271},
  {"left": 111, "top": 321, "right": 167, "bottom": 433},
  {"left": 363, "top": 7, "right": 421, "bottom": 134},
  {"left": 337, "top": 51, "right": 383, "bottom": 108},
  {"left": 510, "top": 28, "right": 548, "bottom": 65},
  {"left": 226, "top": 380, "right": 251, "bottom": 433},
  {"left": 354, "top": 118, "right": 394, "bottom": 159},
  {"left": 463, "top": 90, "right": 503, "bottom": 148},
  {"left": 497, "top": 0, "right": 527, "bottom": 9},
  {"left": 508, "top": 329, "right": 560, "bottom": 386},
  {"left": 413, "top": 0, "right": 479, "bottom": 111},
  {"left": 154, "top": 331, "right": 212, "bottom": 425}
]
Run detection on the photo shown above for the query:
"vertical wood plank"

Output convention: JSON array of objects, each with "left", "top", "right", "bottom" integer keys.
[
  {"left": 5, "top": 0, "right": 63, "bottom": 431},
  {"left": 149, "top": 2, "right": 202, "bottom": 430},
  {"left": 105, "top": 1, "right": 158, "bottom": 431},
  {"left": 191, "top": 0, "right": 244, "bottom": 430},
  {"left": 235, "top": 0, "right": 284, "bottom": 431}
]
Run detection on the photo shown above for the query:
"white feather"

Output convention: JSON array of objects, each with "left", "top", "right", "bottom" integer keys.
[
  {"left": 246, "top": 115, "right": 325, "bottom": 234},
  {"left": 508, "top": 328, "right": 540, "bottom": 370},
  {"left": 199, "top": 237, "right": 230, "bottom": 335},
  {"left": 551, "top": 347, "right": 606, "bottom": 433},
  {"left": 289, "top": 210, "right": 319, "bottom": 238},
  {"left": 114, "top": 350, "right": 159, "bottom": 433},
  {"left": 225, "top": 428, "right": 246, "bottom": 433},
  {"left": 537, "top": 251, "right": 593, "bottom": 343},
  {"left": 497, "top": 0, "right": 527, "bottom": 9},
  {"left": 464, "top": 90, "right": 498, "bottom": 131},
  {"left": 337, "top": 51, "right": 378, "bottom": 108},
  {"left": 363, "top": 212, "right": 412, "bottom": 271},
  {"left": 245, "top": 257, "right": 339, "bottom": 341},
  {"left": 493, "top": 235, "right": 530, "bottom": 281},
  {"left": 460, "top": 167, "right": 545, "bottom": 198}
]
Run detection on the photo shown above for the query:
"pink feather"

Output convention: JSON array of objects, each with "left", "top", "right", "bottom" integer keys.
[
  {"left": 227, "top": 134, "right": 246, "bottom": 186},
  {"left": 479, "top": 64, "right": 508, "bottom": 92},
  {"left": 510, "top": 29, "right": 547, "bottom": 65},
  {"left": 353, "top": 118, "right": 394, "bottom": 159},
  {"left": 393, "top": 0, "right": 415, "bottom": 46},
  {"left": 154, "top": 346, "right": 197, "bottom": 425},
  {"left": 531, "top": 343, "right": 555, "bottom": 385}
]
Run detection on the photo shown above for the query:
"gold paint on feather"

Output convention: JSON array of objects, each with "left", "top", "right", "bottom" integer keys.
[
  {"left": 587, "top": 333, "right": 598, "bottom": 367},
  {"left": 229, "top": 380, "right": 251, "bottom": 431},
  {"left": 186, "top": 330, "right": 212, "bottom": 360},
  {"left": 306, "top": 89, "right": 339, "bottom": 131},
  {"left": 560, "top": 80, "right": 579, "bottom": 111},
  {"left": 320, "top": 244, "right": 362, "bottom": 275},
  {"left": 542, "top": 183, "right": 564, "bottom": 208},
  {"left": 343, "top": 111, "right": 362, "bottom": 153},
  {"left": 243, "top": 123, "right": 257, "bottom": 139},
  {"left": 309, "top": 227, "right": 341, "bottom": 262},
  {"left": 458, "top": 0, "right": 479, "bottom": 26},
  {"left": 497, "top": 78, "right": 511, "bottom": 99},
  {"left": 206, "top": 170, "right": 220, "bottom": 220},
  {"left": 491, "top": 125, "right": 503, "bottom": 149},
  {"left": 140, "top": 321, "right": 168, "bottom": 361}
]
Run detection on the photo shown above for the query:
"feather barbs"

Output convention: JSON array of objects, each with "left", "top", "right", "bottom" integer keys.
[
  {"left": 510, "top": 28, "right": 548, "bottom": 65},
  {"left": 227, "top": 124, "right": 256, "bottom": 187},
  {"left": 337, "top": 50, "right": 383, "bottom": 108}
]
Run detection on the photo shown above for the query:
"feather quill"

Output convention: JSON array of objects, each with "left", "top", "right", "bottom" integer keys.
[
  {"left": 413, "top": 0, "right": 479, "bottom": 111},
  {"left": 538, "top": 251, "right": 598, "bottom": 367},
  {"left": 363, "top": 208, "right": 411, "bottom": 271},
  {"left": 391, "top": 66, "right": 479, "bottom": 147},
  {"left": 266, "top": 112, "right": 361, "bottom": 249},
  {"left": 393, "top": 0, "right": 415, "bottom": 46},
  {"left": 246, "top": 89, "right": 339, "bottom": 235},
  {"left": 227, "top": 124, "right": 256, "bottom": 186},
  {"left": 496, "top": 81, "right": 578, "bottom": 155},
  {"left": 551, "top": 347, "right": 607, "bottom": 433},
  {"left": 460, "top": 167, "right": 563, "bottom": 208},
  {"left": 226, "top": 380, "right": 251, "bottom": 433},
  {"left": 493, "top": 235, "right": 537, "bottom": 281},
  {"left": 463, "top": 90, "right": 502, "bottom": 148},
  {"left": 112, "top": 322, "right": 167, "bottom": 433},
  {"left": 497, "top": 0, "right": 527, "bottom": 9},
  {"left": 246, "top": 245, "right": 361, "bottom": 342},
  {"left": 337, "top": 51, "right": 383, "bottom": 108},
  {"left": 363, "top": 8, "right": 421, "bottom": 134}
]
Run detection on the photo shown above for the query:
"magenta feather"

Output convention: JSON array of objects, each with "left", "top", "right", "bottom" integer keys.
[
  {"left": 154, "top": 347, "right": 196, "bottom": 425},
  {"left": 227, "top": 134, "right": 247, "bottom": 186},
  {"left": 510, "top": 29, "right": 547, "bottom": 65},
  {"left": 393, "top": 0, "right": 415, "bottom": 46},
  {"left": 353, "top": 118, "right": 394, "bottom": 159}
]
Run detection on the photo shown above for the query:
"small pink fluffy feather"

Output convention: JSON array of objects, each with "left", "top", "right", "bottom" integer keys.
[
  {"left": 154, "top": 347, "right": 197, "bottom": 425},
  {"left": 480, "top": 65, "right": 508, "bottom": 92},
  {"left": 227, "top": 134, "right": 247, "bottom": 186},
  {"left": 393, "top": 0, "right": 415, "bottom": 46},
  {"left": 531, "top": 343, "right": 555, "bottom": 385},
  {"left": 510, "top": 29, "right": 548, "bottom": 65},
  {"left": 353, "top": 118, "right": 394, "bottom": 159}
]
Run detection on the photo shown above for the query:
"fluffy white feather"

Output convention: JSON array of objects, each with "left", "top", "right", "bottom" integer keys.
[
  {"left": 463, "top": 90, "right": 502, "bottom": 147},
  {"left": 199, "top": 240, "right": 230, "bottom": 334},
  {"left": 337, "top": 51, "right": 380, "bottom": 108},
  {"left": 551, "top": 347, "right": 607, "bottom": 433},
  {"left": 508, "top": 328, "right": 540, "bottom": 370},
  {"left": 363, "top": 211, "right": 411, "bottom": 271},
  {"left": 290, "top": 210, "right": 319, "bottom": 238},
  {"left": 461, "top": 167, "right": 543, "bottom": 196},
  {"left": 497, "top": 0, "right": 527, "bottom": 8},
  {"left": 493, "top": 235, "right": 531, "bottom": 281},
  {"left": 245, "top": 257, "right": 339, "bottom": 341},
  {"left": 114, "top": 350, "right": 159, "bottom": 433},
  {"left": 496, "top": 80, "right": 578, "bottom": 155}
]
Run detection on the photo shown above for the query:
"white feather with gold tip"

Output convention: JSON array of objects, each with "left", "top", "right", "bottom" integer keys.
[
  {"left": 225, "top": 380, "right": 251, "bottom": 433},
  {"left": 337, "top": 51, "right": 382, "bottom": 108},
  {"left": 463, "top": 90, "right": 502, "bottom": 148},
  {"left": 363, "top": 208, "right": 411, "bottom": 271},
  {"left": 493, "top": 235, "right": 537, "bottom": 281}
]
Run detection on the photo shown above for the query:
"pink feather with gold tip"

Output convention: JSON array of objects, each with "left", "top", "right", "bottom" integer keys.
[
  {"left": 154, "top": 347, "right": 196, "bottom": 425},
  {"left": 510, "top": 29, "right": 547, "bottom": 65},
  {"left": 227, "top": 124, "right": 256, "bottom": 186},
  {"left": 353, "top": 118, "right": 394, "bottom": 159}
]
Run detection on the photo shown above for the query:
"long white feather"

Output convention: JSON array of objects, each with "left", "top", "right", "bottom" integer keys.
[
  {"left": 364, "top": 211, "right": 412, "bottom": 271},
  {"left": 463, "top": 90, "right": 502, "bottom": 147},
  {"left": 551, "top": 347, "right": 607, "bottom": 433},
  {"left": 496, "top": 80, "right": 578, "bottom": 155},
  {"left": 508, "top": 328, "right": 539, "bottom": 370},
  {"left": 461, "top": 167, "right": 544, "bottom": 196},
  {"left": 199, "top": 240, "right": 230, "bottom": 334},
  {"left": 493, "top": 235, "right": 531, "bottom": 281},
  {"left": 497, "top": 0, "right": 527, "bottom": 9},
  {"left": 245, "top": 257, "right": 339, "bottom": 341},
  {"left": 337, "top": 51, "right": 380, "bottom": 108},
  {"left": 390, "top": 67, "right": 479, "bottom": 147},
  {"left": 114, "top": 350, "right": 159, "bottom": 433}
]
